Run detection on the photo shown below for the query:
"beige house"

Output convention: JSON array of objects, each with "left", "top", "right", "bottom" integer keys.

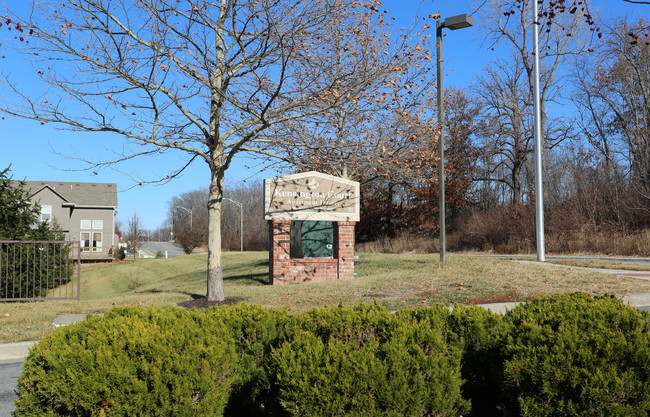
[{"left": 20, "top": 181, "right": 118, "bottom": 259}]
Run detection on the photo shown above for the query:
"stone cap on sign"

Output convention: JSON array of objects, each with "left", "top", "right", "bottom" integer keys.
[{"left": 264, "top": 171, "right": 360, "bottom": 221}]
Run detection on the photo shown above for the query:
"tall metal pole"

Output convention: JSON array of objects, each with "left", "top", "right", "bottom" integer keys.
[
  {"left": 532, "top": 0, "right": 546, "bottom": 261},
  {"left": 437, "top": 21, "right": 446, "bottom": 263},
  {"left": 176, "top": 206, "right": 193, "bottom": 230},
  {"left": 239, "top": 203, "right": 243, "bottom": 252}
]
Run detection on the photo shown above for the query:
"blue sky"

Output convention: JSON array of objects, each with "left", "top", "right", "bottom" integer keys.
[{"left": 0, "top": 0, "right": 645, "bottom": 230}]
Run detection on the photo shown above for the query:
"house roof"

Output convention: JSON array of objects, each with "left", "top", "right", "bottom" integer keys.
[{"left": 21, "top": 181, "right": 118, "bottom": 208}]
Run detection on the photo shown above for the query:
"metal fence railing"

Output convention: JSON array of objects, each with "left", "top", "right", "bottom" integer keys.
[{"left": 0, "top": 240, "right": 81, "bottom": 302}]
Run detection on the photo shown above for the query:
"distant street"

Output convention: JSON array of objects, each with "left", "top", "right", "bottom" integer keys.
[
  {"left": 0, "top": 362, "right": 21, "bottom": 416},
  {"left": 141, "top": 241, "right": 195, "bottom": 258}
]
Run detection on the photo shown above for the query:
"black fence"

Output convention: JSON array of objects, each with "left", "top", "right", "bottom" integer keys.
[{"left": 0, "top": 240, "right": 81, "bottom": 301}]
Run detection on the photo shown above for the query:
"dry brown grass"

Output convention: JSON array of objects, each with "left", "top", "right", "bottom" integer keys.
[
  {"left": 358, "top": 229, "right": 650, "bottom": 257},
  {"left": 357, "top": 234, "right": 438, "bottom": 253},
  {"left": 545, "top": 229, "right": 650, "bottom": 257}
]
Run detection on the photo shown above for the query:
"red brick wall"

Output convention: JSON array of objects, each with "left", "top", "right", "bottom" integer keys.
[{"left": 269, "top": 220, "right": 356, "bottom": 285}]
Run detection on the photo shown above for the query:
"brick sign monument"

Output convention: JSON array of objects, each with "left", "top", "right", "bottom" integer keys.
[{"left": 264, "top": 171, "right": 360, "bottom": 285}]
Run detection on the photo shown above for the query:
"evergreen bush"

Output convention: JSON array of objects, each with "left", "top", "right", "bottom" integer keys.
[
  {"left": 499, "top": 293, "right": 650, "bottom": 417},
  {"left": 198, "top": 304, "right": 298, "bottom": 416},
  {"left": 270, "top": 303, "right": 470, "bottom": 417},
  {"left": 113, "top": 245, "right": 126, "bottom": 260},
  {"left": 15, "top": 307, "right": 238, "bottom": 416},
  {"left": 16, "top": 296, "right": 648, "bottom": 417},
  {"left": 443, "top": 305, "right": 505, "bottom": 417}
]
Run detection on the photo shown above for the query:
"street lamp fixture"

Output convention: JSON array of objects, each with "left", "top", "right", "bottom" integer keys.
[
  {"left": 437, "top": 13, "right": 473, "bottom": 263},
  {"left": 223, "top": 197, "right": 243, "bottom": 252},
  {"left": 176, "top": 205, "right": 193, "bottom": 230}
]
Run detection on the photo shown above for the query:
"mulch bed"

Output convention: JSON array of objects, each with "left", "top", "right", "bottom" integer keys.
[{"left": 177, "top": 297, "right": 246, "bottom": 310}]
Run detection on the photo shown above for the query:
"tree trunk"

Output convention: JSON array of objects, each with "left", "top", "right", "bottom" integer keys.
[
  {"left": 206, "top": 171, "right": 225, "bottom": 301},
  {"left": 512, "top": 163, "right": 522, "bottom": 205}
]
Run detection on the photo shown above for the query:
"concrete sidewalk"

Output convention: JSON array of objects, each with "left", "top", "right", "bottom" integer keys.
[
  {"left": 475, "top": 292, "right": 650, "bottom": 315},
  {"left": 517, "top": 260, "right": 650, "bottom": 281},
  {"left": 0, "top": 313, "right": 103, "bottom": 364},
  {"left": 0, "top": 341, "right": 35, "bottom": 364}
]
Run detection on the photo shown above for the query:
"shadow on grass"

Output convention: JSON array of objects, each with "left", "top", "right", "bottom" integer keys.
[
  {"left": 225, "top": 259, "right": 268, "bottom": 271},
  {"left": 224, "top": 272, "right": 269, "bottom": 285},
  {"left": 140, "top": 288, "right": 205, "bottom": 300}
]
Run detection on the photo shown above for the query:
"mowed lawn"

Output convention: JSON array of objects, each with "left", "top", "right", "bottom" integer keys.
[{"left": 2, "top": 251, "right": 650, "bottom": 343}]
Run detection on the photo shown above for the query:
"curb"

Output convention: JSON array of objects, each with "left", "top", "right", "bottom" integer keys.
[{"left": 0, "top": 341, "right": 35, "bottom": 364}]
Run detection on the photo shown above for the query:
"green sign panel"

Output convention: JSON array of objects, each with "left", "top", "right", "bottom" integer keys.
[{"left": 290, "top": 221, "right": 333, "bottom": 258}]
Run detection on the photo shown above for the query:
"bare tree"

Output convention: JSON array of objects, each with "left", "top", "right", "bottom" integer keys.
[
  {"left": 169, "top": 188, "right": 209, "bottom": 254},
  {"left": 572, "top": 18, "right": 650, "bottom": 210},
  {"left": 475, "top": 0, "right": 590, "bottom": 176},
  {"left": 0, "top": 0, "right": 416, "bottom": 301},
  {"left": 474, "top": 55, "right": 534, "bottom": 205},
  {"left": 223, "top": 181, "right": 267, "bottom": 251},
  {"left": 126, "top": 210, "right": 145, "bottom": 260}
]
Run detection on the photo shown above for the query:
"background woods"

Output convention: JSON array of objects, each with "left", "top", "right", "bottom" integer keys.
[{"left": 358, "top": 14, "right": 650, "bottom": 255}]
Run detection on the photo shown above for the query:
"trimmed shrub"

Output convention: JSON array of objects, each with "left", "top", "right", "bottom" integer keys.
[
  {"left": 499, "top": 293, "right": 650, "bottom": 417},
  {"left": 15, "top": 307, "right": 238, "bottom": 416},
  {"left": 270, "top": 303, "right": 470, "bottom": 417},
  {"left": 19, "top": 296, "right": 647, "bottom": 417},
  {"left": 109, "top": 304, "right": 299, "bottom": 416},
  {"left": 443, "top": 305, "right": 506, "bottom": 417},
  {"left": 113, "top": 245, "right": 126, "bottom": 260},
  {"left": 199, "top": 304, "right": 298, "bottom": 416}
]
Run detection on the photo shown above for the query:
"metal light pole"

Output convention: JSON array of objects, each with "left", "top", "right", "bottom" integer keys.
[
  {"left": 436, "top": 13, "right": 473, "bottom": 263},
  {"left": 176, "top": 205, "right": 193, "bottom": 230},
  {"left": 223, "top": 197, "right": 243, "bottom": 252},
  {"left": 532, "top": 0, "right": 546, "bottom": 262},
  {"left": 170, "top": 209, "right": 174, "bottom": 241}
]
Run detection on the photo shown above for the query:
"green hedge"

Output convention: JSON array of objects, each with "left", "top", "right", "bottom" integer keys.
[
  {"left": 443, "top": 304, "right": 506, "bottom": 417},
  {"left": 500, "top": 293, "right": 650, "bottom": 417},
  {"left": 270, "top": 303, "right": 469, "bottom": 416},
  {"left": 13, "top": 295, "right": 650, "bottom": 417},
  {"left": 15, "top": 308, "right": 238, "bottom": 416},
  {"left": 204, "top": 304, "right": 299, "bottom": 416}
]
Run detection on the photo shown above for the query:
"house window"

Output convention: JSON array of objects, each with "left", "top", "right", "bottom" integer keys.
[
  {"left": 81, "top": 232, "right": 103, "bottom": 252},
  {"left": 93, "top": 232, "right": 103, "bottom": 252},
  {"left": 80, "top": 220, "right": 91, "bottom": 229},
  {"left": 81, "top": 232, "right": 91, "bottom": 252},
  {"left": 41, "top": 205, "right": 52, "bottom": 222},
  {"left": 93, "top": 220, "right": 103, "bottom": 230}
]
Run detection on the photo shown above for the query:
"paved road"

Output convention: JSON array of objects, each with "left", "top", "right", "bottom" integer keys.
[
  {"left": 0, "top": 362, "right": 21, "bottom": 416},
  {"left": 141, "top": 241, "right": 193, "bottom": 258}
]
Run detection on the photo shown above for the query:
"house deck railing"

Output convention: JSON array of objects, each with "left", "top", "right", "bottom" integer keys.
[{"left": 77, "top": 245, "right": 115, "bottom": 260}]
